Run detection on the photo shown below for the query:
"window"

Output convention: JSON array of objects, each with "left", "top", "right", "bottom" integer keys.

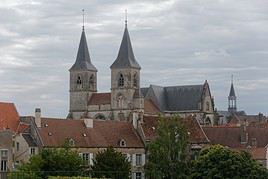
[
  {"left": 82, "top": 153, "right": 89, "bottom": 165},
  {"left": 118, "top": 73, "right": 124, "bottom": 87},
  {"left": 16, "top": 142, "right": 20, "bottom": 151},
  {"left": 0, "top": 149, "right": 8, "bottom": 171},
  {"left": 133, "top": 74, "right": 138, "bottom": 88},
  {"left": 206, "top": 101, "right": 210, "bottom": 111},
  {"left": 89, "top": 75, "right": 94, "bottom": 88},
  {"left": 30, "top": 148, "right": 36, "bottom": 155},
  {"left": 136, "top": 154, "right": 142, "bottom": 166},
  {"left": 118, "top": 139, "right": 126, "bottom": 147},
  {"left": 136, "top": 172, "right": 142, "bottom": 179},
  {"left": 77, "top": 76, "right": 82, "bottom": 85},
  {"left": 69, "top": 139, "right": 75, "bottom": 146},
  {"left": 95, "top": 113, "right": 106, "bottom": 120}
]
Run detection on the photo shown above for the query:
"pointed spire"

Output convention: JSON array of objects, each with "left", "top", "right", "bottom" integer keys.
[
  {"left": 110, "top": 13, "right": 141, "bottom": 69},
  {"left": 70, "top": 29, "right": 97, "bottom": 71},
  {"left": 229, "top": 75, "right": 236, "bottom": 97},
  {"left": 82, "top": 9, "right": 85, "bottom": 31}
]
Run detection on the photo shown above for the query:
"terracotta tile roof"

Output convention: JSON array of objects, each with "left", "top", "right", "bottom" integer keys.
[
  {"left": 39, "top": 118, "right": 144, "bottom": 148},
  {"left": 203, "top": 126, "right": 268, "bottom": 148},
  {"left": 144, "top": 100, "right": 160, "bottom": 115},
  {"left": 88, "top": 93, "right": 111, "bottom": 105},
  {"left": 248, "top": 148, "right": 266, "bottom": 160},
  {"left": 141, "top": 115, "right": 209, "bottom": 144},
  {"left": 0, "top": 102, "right": 20, "bottom": 132}
]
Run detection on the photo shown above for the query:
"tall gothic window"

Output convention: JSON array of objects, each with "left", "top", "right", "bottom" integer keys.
[
  {"left": 89, "top": 75, "right": 94, "bottom": 89},
  {"left": 133, "top": 73, "right": 138, "bottom": 88},
  {"left": 118, "top": 73, "right": 124, "bottom": 87}
]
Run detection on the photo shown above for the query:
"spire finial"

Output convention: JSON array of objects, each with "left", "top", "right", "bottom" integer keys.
[
  {"left": 125, "top": 9, "right": 128, "bottom": 28},
  {"left": 82, "top": 9, "right": 85, "bottom": 31},
  {"left": 231, "top": 74, "right": 234, "bottom": 84}
]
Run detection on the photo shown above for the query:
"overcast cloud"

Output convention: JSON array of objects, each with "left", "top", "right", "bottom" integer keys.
[{"left": 0, "top": 0, "right": 267, "bottom": 117}]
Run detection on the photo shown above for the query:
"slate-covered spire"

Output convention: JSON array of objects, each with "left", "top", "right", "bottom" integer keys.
[
  {"left": 70, "top": 29, "right": 97, "bottom": 71},
  {"left": 110, "top": 24, "right": 141, "bottom": 69},
  {"left": 229, "top": 83, "right": 236, "bottom": 97}
]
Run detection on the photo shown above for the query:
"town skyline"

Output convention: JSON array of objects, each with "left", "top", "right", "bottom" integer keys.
[{"left": 0, "top": 0, "right": 267, "bottom": 117}]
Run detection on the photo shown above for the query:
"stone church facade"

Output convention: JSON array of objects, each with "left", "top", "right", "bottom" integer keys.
[{"left": 68, "top": 23, "right": 215, "bottom": 124}]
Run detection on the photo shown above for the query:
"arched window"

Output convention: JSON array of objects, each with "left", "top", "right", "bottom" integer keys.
[
  {"left": 118, "top": 73, "right": 124, "bottom": 87},
  {"left": 77, "top": 76, "right": 82, "bottom": 85},
  {"left": 69, "top": 138, "right": 75, "bottom": 146},
  {"left": 118, "top": 139, "right": 126, "bottom": 147},
  {"left": 133, "top": 73, "right": 138, "bottom": 88},
  {"left": 206, "top": 102, "right": 210, "bottom": 111},
  {"left": 89, "top": 75, "right": 94, "bottom": 88}
]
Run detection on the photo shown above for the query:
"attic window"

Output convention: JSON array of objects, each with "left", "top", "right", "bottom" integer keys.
[
  {"left": 118, "top": 139, "right": 126, "bottom": 147},
  {"left": 69, "top": 138, "right": 75, "bottom": 146}
]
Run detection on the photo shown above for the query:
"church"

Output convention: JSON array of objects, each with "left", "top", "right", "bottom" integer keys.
[{"left": 67, "top": 21, "right": 215, "bottom": 125}]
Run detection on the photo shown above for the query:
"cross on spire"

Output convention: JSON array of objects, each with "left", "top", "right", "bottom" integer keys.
[
  {"left": 125, "top": 9, "right": 128, "bottom": 28},
  {"left": 82, "top": 9, "right": 85, "bottom": 31}
]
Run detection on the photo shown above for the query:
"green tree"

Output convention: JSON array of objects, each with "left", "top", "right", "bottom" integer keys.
[
  {"left": 192, "top": 145, "right": 268, "bottom": 179},
  {"left": 11, "top": 145, "right": 85, "bottom": 179},
  {"left": 92, "top": 146, "right": 131, "bottom": 179},
  {"left": 145, "top": 115, "right": 190, "bottom": 179}
]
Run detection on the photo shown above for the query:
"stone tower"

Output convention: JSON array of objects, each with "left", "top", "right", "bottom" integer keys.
[
  {"left": 69, "top": 28, "right": 97, "bottom": 119},
  {"left": 228, "top": 77, "right": 237, "bottom": 113},
  {"left": 110, "top": 22, "right": 144, "bottom": 121}
]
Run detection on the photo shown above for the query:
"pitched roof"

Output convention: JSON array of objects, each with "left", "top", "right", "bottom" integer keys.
[
  {"left": 88, "top": 93, "right": 111, "bottom": 105},
  {"left": 39, "top": 118, "right": 144, "bottom": 148},
  {"left": 0, "top": 102, "right": 20, "bottom": 132},
  {"left": 141, "top": 83, "right": 205, "bottom": 112},
  {"left": 141, "top": 115, "right": 209, "bottom": 144},
  {"left": 203, "top": 126, "right": 268, "bottom": 148},
  {"left": 70, "top": 30, "right": 97, "bottom": 71},
  {"left": 110, "top": 27, "right": 141, "bottom": 69},
  {"left": 22, "top": 134, "right": 37, "bottom": 147},
  {"left": 229, "top": 83, "right": 236, "bottom": 97},
  {"left": 144, "top": 99, "right": 160, "bottom": 115}
]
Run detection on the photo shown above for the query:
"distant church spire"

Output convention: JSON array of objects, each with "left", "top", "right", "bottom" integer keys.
[
  {"left": 82, "top": 9, "right": 85, "bottom": 31},
  {"left": 125, "top": 9, "right": 127, "bottom": 28},
  {"left": 110, "top": 11, "right": 141, "bottom": 69},
  {"left": 228, "top": 75, "right": 237, "bottom": 113},
  {"left": 69, "top": 10, "right": 97, "bottom": 72}
]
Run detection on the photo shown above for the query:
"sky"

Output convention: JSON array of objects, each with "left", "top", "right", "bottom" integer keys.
[{"left": 0, "top": 0, "right": 267, "bottom": 117}]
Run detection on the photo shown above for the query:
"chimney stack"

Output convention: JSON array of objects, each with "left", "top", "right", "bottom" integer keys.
[
  {"left": 35, "top": 108, "right": 41, "bottom": 128},
  {"left": 84, "top": 118, "right": 93, "bottom": 128}
]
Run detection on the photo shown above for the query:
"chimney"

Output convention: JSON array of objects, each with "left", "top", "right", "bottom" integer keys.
[
  {"left": 84, "top": 118, "right": 93, "bottom": 128},
  {"left": 240, "top": 121, "right": 248, "bottom": 144},
  {"left": 35, "top": 108, "right": 41, "bottom": 128}
]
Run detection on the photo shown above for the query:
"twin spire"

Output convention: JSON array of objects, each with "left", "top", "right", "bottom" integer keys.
[{"left": 70, "top": 10, "right": 140, "bottom": 71}]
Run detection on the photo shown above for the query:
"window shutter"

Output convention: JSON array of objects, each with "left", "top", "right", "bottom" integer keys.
[
  {"left": 132, "top": 154, "right": 136, "bottom": 166},
  {"left": 142, "top": 154, "right": 145, "bottom": 166},
  {"left": 127, "top": 153, "right": 131, "bottom": 162},
  {"left": 89, "top": 153, "right": 94, "bottom": 166},
  {"left": 132, "top": 172, "right": 136, "bottom": 179}
]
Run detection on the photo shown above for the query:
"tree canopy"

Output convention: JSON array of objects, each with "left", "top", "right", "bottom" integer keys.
[
  {"left": 191, "top": 145, "right": 268, "bottom": 179},
  {"left": 91, "top": 146, "right": 131, "bottom": 179},
  {"left": 11, "top": 146, "right": 85, "bottom": 179},
  {"left": 145, "top": 115, "right": 190, "bottom": 179}
]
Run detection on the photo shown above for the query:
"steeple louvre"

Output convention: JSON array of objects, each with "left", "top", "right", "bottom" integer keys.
[
  {"left": 110, "top": 26, "right": 141, "bottom": 69},
  {"left": 70, "top": 30, "right": 97, "bottom": 71}
]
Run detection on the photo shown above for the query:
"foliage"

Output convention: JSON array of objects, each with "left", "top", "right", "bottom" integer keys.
[
  {"left": 48, "top": 177, "right": 99, "bottom": 179},
  {"left": 11, "top": 144, "right": 85, "bottom": 179},
  {"left": 91, "top": 146, "right": 131, "bottom": 179},
  {"left": 191, "top": 145, "right": 268, "bottom": 179},
  {"left": 145, "top": 115, "right": 190, "bottom": 179}
]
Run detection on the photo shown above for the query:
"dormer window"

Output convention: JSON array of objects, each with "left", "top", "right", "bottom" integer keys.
[
  {"left": 118, "top": 139, "right": 126, "bottom": 147},
  {"left": 69, "top": 138, "right": 75, "bottom": 146},
  {"left": 118, "top": 73, "right": 124, "bottom": 87}
]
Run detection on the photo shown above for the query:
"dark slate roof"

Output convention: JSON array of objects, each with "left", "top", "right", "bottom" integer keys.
[
  {"left": 70, "top": 30, "right": 97, "bottom": 71},
  {"left": 22, "top": 134, "right": 37, "bottom": 147},
  {"left": 229, "top": 83, "right": 236, "bottom": 97},
  {"left": 110, "top": 27, "right": 141, "bottom": 69},
  {"left": 141, "top": 84, "right": 205, "bottom": 112}
]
